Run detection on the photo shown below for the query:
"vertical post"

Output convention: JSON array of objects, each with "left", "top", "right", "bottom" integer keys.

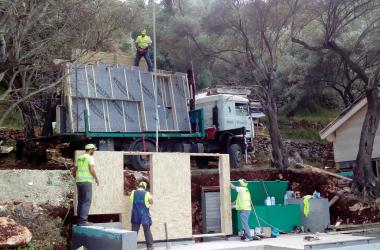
[
  {"left": 75, "top": 64, "right": 79, "bottom": 132},
  {"left": 84, "top": 109, "right": 89, "bottom": 137},
  {"left": 153, "top": 1, "right": 159, "bottom": 152}
]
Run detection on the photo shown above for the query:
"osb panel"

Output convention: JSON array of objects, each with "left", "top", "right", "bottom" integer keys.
[
  {"left": 74, "top": 151, "right": 126, "bottom": 215},
  {"left": 122, "top": 153, "right": 192, "bottom": 241},
  {"left": 72, "top": 49, "right": 147, "bottom": 68},
  {"left": 218, "top": 154, "right": 232, "bottom": 235},
  {"left": 74, "top": 151, "right": 231, "bottom": 241}
]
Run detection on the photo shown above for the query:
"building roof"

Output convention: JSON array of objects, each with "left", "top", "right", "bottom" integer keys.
[{"left": 320, "top": 95, "right": 367, "bottom": 140}]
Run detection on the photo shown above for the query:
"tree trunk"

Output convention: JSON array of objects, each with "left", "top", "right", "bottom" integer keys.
[
  {"left": 264, "top": 95, "right": 290, "bottom": 170},
  {"left": 41, "top": 94, "right": 60, "bottom": 136},
  {"left": 18, "top": 102, "right": 36, "bottom": 140},
  {"left": 354, "top": 73, "right": 380, "bottom": 197}
]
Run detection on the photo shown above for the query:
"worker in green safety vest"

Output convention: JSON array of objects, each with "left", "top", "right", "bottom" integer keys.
[
  {"left": 72, "top": 144, "right": 100, "bottom": 226},
  {"left": 134, "top": 29, "right": 153, "bottom": 72},
  {"left": 231, "top": 179, "right": 253, "bottom": 241}
]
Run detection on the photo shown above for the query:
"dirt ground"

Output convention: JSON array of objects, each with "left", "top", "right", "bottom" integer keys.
[{"left": 0, "top": 170, "right": 73, "bottom": 207}]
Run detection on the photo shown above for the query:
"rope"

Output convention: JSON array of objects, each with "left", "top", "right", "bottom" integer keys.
[
  {"left": 261, "top": 181, "right": 269, "bottom": 197},
  {"left": 250, "top": 201, "right": 285, "bottom": 233}
]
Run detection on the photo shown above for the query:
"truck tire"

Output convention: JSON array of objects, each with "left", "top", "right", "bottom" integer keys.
[
  {"left": 129, "top": 139, "right": 156, "bottom": 171},
  {"left": 229, "top": 143, "right": 243, "bottom": 168}
]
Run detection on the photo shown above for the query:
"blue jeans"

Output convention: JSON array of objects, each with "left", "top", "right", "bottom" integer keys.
[
  {"left": 134, "top": 50, "right": 153, "bottom": 72},
  {"left": 77, "top": 182, "right": 92, "bottom": 225},
  {"left": 240, "top": 210, "right": 252, "bottom": 240}
]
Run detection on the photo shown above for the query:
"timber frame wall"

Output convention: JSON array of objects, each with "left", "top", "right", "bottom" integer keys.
[{"left": 74, "top": 151, "right": 232, "bottom": 241}]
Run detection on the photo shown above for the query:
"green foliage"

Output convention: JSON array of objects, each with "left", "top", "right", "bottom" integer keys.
[
  {"left": 278, "top": 108, "right": 340, "bottom": 141},
  {"left": 197, "top": 68, "right": 214, "bottom": 89},
  {"left": 0, "top": 105, "right": 23, "bottom": 128}
]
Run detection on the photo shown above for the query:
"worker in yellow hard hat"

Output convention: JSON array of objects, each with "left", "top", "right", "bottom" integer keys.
[
  {"left": 231, "top": 179, "right": 253, "bottom": 241},
  {"left": 72, "top": 143, "right": 100, "bottom": 226},
  {"left": 134, "top": 29, "right": 153, "bottom": 72},
  {"left": 130, "top": 180, "right": 154, "bottom": 249}
]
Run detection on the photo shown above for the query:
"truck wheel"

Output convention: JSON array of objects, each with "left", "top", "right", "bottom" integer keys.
[
  {"left": 129, "top": 139, "right": 156, "bottom": 171},
  {"left": 229, "top": 143, "right": 243, "bottom": 168}
]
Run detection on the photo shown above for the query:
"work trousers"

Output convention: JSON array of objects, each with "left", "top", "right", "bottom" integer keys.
[
  {"left": 134, "top": 51, "right": 153, "bottom": 72},
  {"left": 132, "top": 223, "right": 154, "bottom": 249},
  {"left": 240, "top": 210, "right": 253, "bottom": 240},
  {"left": 77, "top": 182, "right": 92, "bottom": 225}
]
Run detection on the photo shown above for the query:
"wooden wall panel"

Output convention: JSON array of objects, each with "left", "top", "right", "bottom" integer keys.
[
  {"left": 121, "top": 153, "right": 192, "bottom": 241},
  {"left": 74, "top": 151, "right": 126, "bottom": 215},
  {"left": 219, "top": 154, "right": 232, "bottom": 235},
  {"left": 150, "top": 153, "right": 192, "bottom": 240}
]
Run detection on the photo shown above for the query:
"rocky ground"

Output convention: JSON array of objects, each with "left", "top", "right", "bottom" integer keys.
[
  {"left": 0, "top": 170, "right": 73, "bottom": 249},
  {"left": 253, "top": 135, "right": 331, "bottom": 167}
]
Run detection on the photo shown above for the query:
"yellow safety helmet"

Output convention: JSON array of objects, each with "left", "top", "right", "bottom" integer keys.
[
  {"left": 141, "top": 29, "right": 147, "bottom": 35},
  {"left": 139, "top": 181, "right": 147, "bottom": 189}
]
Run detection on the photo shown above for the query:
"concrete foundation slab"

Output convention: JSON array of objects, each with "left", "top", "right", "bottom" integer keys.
[
  {"left": 71, "top": 223, "right": 137, "bottom": 250},
  {"left": 152, "top": 233, "right": 379, "bottom": 250}
]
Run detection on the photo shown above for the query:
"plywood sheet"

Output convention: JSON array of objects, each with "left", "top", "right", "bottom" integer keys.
[
  {"left": 122, "top": 153, "right": 192, "bottom": 241},
  {"left": 218, "top": 154, "right": 233, "bottom": 235},
  {"left": 74, "top": 151, "right": 126, "bottom": 215}
]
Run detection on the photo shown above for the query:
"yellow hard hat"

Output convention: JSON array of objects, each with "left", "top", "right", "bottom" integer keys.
[
  {"left": 139, "top": 181, "right": 147, "bottom": 189},
  {"left": 141, "top": 29, "right": 146, "bottom": 35}
]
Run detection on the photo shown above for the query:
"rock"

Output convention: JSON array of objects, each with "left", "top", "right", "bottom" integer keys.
[{"left": 0, "top": 217, "right": 32, "bottom": 248}]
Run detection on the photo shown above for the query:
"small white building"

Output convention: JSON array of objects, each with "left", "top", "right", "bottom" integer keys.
[{"left": 320, "top": 97, "right": 380, "bottom": 176}]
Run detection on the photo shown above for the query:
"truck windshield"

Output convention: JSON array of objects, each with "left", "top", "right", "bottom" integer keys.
[{"left": 235, "top": 103, "right": 249, "bottom": 116}]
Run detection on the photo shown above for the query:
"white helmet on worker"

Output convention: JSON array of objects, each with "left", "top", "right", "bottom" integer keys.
[
  {"left": 238, "top": 179, "right": 248, "bottom": 187},
  {"left": 84, "top": 144, "right": 97, "bottom": 150}
]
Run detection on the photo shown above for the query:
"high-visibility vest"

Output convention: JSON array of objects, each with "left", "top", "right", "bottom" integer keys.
[
  {"left": 75, "top": 154, "right": 93, "bottom": 183},
  {"left": 236, "top": 187, "right": 252, "bottom": 211},
  {"left": 136, "top": 35, "right": 151, "bottom": 49}
]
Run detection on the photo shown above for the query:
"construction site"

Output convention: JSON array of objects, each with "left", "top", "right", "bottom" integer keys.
[
  {"left": 1, "top": 0, "right": 380, "bottom": 249},
  {"left": 1, "top": 55, "right": 380, "bottom": 249}
]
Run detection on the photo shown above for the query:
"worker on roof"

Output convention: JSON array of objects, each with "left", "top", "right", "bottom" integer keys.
[
  {"left": 72, "top": 144, "right": 100, "bottom": 226},
  {"left": 231, "top": 179, "right": 253, "bottom": 241},
  {"left": 130, "top": 181, "right": 154, "bottom": 250},
  {"left": 134, "top": 29, "right": 153, "bottom": 72}
]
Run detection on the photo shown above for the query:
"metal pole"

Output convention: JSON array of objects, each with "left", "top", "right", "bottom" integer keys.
[{"left": 153, "top": 0, "right": 159, "bottom": 152}]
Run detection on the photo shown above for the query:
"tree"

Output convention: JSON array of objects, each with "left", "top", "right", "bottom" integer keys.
[
  {"left": 182, "top": 0, "right": 298, "bottom": 169},
  {"left": 0, "top": 0, "right": 141, "bottom": 139},
  {"left": 292, "top": 0, "right": 380, "bottom": 196}
]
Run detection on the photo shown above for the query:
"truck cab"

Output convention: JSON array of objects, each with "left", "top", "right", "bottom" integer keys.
[{"left": 195, "top": 94, "right": 253, "bottom": 140}]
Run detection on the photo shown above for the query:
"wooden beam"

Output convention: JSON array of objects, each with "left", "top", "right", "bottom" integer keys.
[
  {"left": 328, "top": 195, "right": 340, "bottom": 207},
  {"left": 192, "top": 233, "right": 227, "bottom": 238},
  {"left": 302, "top": 165, "right": 352, "bottom": 182}
]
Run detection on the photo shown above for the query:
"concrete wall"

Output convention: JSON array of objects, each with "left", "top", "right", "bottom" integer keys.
[{"left": 334, "top": 105, "right": 380, "bottom": 163}]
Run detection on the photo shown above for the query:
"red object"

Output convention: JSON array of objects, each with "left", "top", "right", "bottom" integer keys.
[
  {"left": 205, "top": 127, "right": 217, "bottom": 140},
  {"left": 142, "top": 136, "right": 147, "bottom": 152}
]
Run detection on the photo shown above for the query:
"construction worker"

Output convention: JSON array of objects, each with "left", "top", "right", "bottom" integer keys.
[
  {"left": 72, "top": 144, "right": 99, "bottom": 226},
  {"left": 230, "top": 179, "right": 253, "bottom": 241},
  {"left": 130, "top": 181, "right": 154, "bottom": 250},
  {"left": 134, "top": 29, "right": 153, "bottom": 72}
]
